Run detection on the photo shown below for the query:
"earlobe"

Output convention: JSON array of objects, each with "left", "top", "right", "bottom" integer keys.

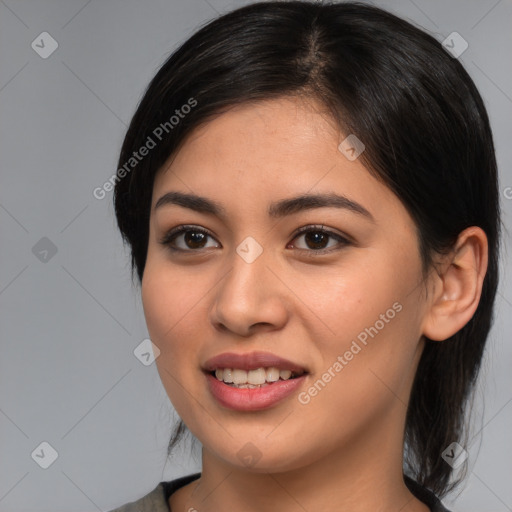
[{"left": 421, "top": 227, "right": 488, "bottom": 342}]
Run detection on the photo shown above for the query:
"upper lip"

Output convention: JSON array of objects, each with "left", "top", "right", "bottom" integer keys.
[{"left": 202, "top": 351, "right": 308, "bottom": 373}]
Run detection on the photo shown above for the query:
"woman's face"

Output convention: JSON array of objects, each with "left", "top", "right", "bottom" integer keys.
[{"left": 142, "top": 97, "right": 431, "bottom": 473}]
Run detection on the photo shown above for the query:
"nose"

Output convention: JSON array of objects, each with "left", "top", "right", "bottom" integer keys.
[{"left": 209, "top": 246, "right": 290, "bottom": 337}]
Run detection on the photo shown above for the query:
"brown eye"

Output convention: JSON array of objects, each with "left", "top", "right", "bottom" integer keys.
[
  {"left": 159, "top": 226, "right": 220, "bottom": 252},
  {"left": 182, "top": 230, "right": 208, "bottom": 249},
  {"left": 290, "top": 226, "right": 350, "bottom": 255},
  {"left": 302, "top": 231, "right": 330, "bottom": 250}
]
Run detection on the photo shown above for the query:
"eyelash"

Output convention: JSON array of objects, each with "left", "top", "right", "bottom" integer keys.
[{"left": 158, "top": 224, "right": 351, "bottom": 256}]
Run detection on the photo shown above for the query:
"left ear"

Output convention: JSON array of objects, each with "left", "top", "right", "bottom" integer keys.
[{"left": 421, "top": 226, "right": 488, "bottom": 342}]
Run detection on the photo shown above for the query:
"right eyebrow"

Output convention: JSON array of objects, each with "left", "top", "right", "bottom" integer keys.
[{"left": 154, "top": 191, "right": 226, "bottom": 216}]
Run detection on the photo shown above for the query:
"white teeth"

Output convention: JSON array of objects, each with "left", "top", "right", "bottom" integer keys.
[
  {"left": 212, "top": 367, "right": 302, "bottom": 386},
  {"left": 232, "top": 369, "right": 247, "bottom": 385},
  {"left": 266, "top": 367, "right": 280, "bottom": 382},
  {"left": 247, "top": 368, "right": 266, "bottom": 385},
  {"left": 279, "top": 370, "right": 292, "bottom": 380}
]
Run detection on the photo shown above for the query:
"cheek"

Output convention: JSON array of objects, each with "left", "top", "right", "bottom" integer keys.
[
  {"left": 295, "top": 250, "right": 423, "bottom": 390},
  {"left": 141, "top": 262, "right": 196, "bottom": 360},
  {"left": 141, "top": 268, "right": 173, "bottom": 342},
  {"left": 310, "top": 289, "right": 422, "bottom": 416},
  {"left": 141, "top": 263, "right": 203, "bottom": 412},
  {"left": 296, "top": 310, "right": 420, "bottom": 446},
  {"left": 291, "top": 253, "right": 410, "bottom": 344},
  {"left": 142, "top": 250, "right": 204, "bottom": 326}
]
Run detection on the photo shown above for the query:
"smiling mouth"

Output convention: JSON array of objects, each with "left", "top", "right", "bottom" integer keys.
[{"left": 209, "top": 367, "right": 306, "bottom": 389}]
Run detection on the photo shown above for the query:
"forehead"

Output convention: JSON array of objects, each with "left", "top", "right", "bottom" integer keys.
[
  {"left": 151, "top": 96, "right": 406, "bottom": 225},
  {"left": 161, "top": 97, "right": 334, "bottom": 170}
]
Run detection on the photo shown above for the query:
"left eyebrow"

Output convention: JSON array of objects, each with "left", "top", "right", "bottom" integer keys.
[
  {"left": 154, "top": 191, "right": 375, "bottom": 222},
  {"left": 268, "top": 192, "right": 375, "bottom": 222}
]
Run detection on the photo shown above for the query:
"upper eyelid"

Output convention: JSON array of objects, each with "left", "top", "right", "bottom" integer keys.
[
  {"left": 158, "top": 225, "right": 218, "bottom": 249},
  {"left": 294, "top": 224, "right": 348, "bottom": 238},
  {"left": 290, "top": 225, "right": 350, "bottom": 246}
]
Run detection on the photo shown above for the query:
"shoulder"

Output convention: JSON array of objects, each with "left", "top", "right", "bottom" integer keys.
[
  {"left": 106, "top": 473, "right": 201, "bottom": 512},
  {"left": 106, "top": 482, "right": 168, "bottom": 512}
]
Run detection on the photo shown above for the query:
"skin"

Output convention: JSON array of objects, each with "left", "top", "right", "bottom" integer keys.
[{"left": 140, "top": 96, "right": 488, "bottom": 512}]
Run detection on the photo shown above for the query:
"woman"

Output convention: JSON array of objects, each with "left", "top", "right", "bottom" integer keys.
[{"left": 109, "top": 1, "right": 500, "bottom": 511}]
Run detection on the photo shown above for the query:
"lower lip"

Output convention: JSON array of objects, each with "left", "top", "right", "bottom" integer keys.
[{"left": 205, "top": 373, "right": 307, "bottom": 411}]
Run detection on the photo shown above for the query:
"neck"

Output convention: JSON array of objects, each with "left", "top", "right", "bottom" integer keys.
[{"left": 175, "top": 407, "right": 430, "bottom": 512}]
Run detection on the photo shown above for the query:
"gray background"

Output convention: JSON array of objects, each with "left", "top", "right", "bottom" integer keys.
[{"left": 0, "top": 0, "right": 511, "bottom": 511}]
